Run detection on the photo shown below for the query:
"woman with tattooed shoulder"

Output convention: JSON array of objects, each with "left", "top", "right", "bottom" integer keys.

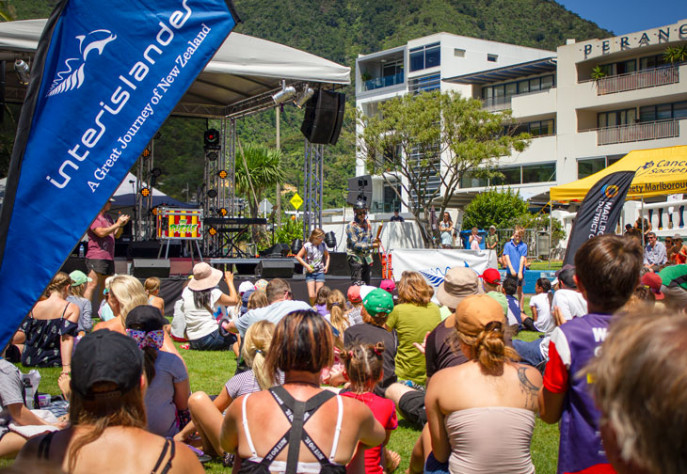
[{"left": 425, "top": 294, "right": 541, "bottom": 473}]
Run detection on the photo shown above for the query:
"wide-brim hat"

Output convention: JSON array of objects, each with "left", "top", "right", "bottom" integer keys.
[
  {"left": 436, "top": 267, "right": 483, "bottom": 310},
  {"left": 188, "top": 262, "right": 223, "bottom": 291}
]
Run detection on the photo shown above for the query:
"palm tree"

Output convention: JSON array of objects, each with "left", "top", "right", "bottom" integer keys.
[
  {"left": 664, "top": 45, "right": 687, "bottom": 65},
  {"left": 235, "top": 143, "right": 284, "bottom": 219}
]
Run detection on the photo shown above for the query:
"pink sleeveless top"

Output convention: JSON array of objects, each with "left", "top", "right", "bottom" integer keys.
[{"left": 445, "top": 407, "right": 535, "bottom": 474}]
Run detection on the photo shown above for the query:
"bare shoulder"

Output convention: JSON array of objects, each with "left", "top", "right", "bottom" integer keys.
[
  {"left": 515, "top": 363, "right": 542, "bottom": 388},
  {"left": 170, "top": 440, "right": 204, "bottom": 473}
]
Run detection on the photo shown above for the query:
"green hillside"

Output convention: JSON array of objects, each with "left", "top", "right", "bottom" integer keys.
[{"left": 6, "top": 0, "right": 610, "bottom": 208}]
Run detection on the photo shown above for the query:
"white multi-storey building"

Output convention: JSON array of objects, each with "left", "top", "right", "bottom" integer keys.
[
  {"left": 355, "top": 33, "right": 554, "bottom": 212},
  {"left": 356, "top": 21, "right": 687, "bottom": 216}
]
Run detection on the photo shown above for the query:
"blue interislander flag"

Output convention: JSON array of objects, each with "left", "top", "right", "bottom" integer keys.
[{"left": 0, "top": 0, "right": 239, "bottom": 348}]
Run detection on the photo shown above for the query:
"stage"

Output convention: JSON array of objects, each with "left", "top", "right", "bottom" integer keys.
[{"left": 60, "top": 252, "right": 383, "bottom": 315}]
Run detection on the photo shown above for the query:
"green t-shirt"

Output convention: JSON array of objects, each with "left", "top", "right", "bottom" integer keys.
[
  {"left": 386, "top": 302, "right": 441, "bottom": 385},
  {"left": 485, "top": 233, "right": 499, "bottom": 250},
  {"left": 659, "top": 264, "right": 687, "bottom": 289}
]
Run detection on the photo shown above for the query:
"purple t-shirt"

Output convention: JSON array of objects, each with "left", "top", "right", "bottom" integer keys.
[
  {"left": 86, "top": 213, "right": 115, "bottom": 260},
  {"left": 545, "top": 313, "right": 613, "bottom": 474}
]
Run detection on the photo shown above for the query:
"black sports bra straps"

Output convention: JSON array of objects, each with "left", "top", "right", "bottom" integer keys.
[
  {"left": 151, "top": 438, "right": 176, "bottom": 474},
  {"left": 264, "top": 386, "right": 337, "bottom": 473}
]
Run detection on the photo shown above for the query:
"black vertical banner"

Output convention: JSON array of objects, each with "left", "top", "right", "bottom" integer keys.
[{"left": 563, "top": 171, "right": 636, "bottom": 266}]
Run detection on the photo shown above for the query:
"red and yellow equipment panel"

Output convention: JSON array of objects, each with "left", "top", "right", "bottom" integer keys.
[{"left": 157, "top": 208, "right": 203, "bottom": 240}]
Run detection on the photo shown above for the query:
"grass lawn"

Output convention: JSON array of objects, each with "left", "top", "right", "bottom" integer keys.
[{"left": 5, "top": 326, "right": 559, "bottom": 473}]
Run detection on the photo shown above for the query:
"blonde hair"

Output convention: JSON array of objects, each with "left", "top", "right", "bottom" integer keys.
[
  {"left": 247, "top": 290, "right": 268, "bottom": 310},
  {"left": 242, "top": 320, "right": 276, "bottom": 390},
  {"left": 458, "top": 321, "right": 519, "bottom": 376},
  {"left": 45, "top": 272, "right": 72, "bottom": 297},
  {"left": 143, "top": 277, "right": 160, "bottom": 295},
  {"left": 309, "top": 228, "right": 325, "bottom": 243},
  {"left": 326, "top": 290, "right": 349, "bottom": 337},
  {"left": 70, "top": 283, "right": 86, "bottom": 298},
  {"left": 109, "top": 275, "right": 148, "bottom": 324},
  {"left": 397, "top": 271, "right": 433, "bottom": 305}
]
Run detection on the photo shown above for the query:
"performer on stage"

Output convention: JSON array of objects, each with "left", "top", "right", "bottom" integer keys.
[
  {"left": 84, "top": 199, "right": 129, "bottom": 308},
  {"left": 346, "top": 199, "right": 379, "bottom": 285}
]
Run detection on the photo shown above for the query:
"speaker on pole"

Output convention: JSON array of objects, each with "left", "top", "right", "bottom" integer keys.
[
  {"left": 300, "top": 89, "right": 345, "bottom": 145},
  {"left": 131, "top": 259, "right": 171, "bottom": 278},
  {"left": 255, "top": 259, "right": 294, "bottom": 279},
  {"left": 346, "top": 175, "right": 373, "bottom": 206}
]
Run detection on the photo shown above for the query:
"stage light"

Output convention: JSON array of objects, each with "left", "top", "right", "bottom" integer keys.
[
  {"left": 294, "top": 86, "right": 315, "bottom": 109},
  {"left": 151, "top": 168, "right": 162, "bottom": 177},
  {"left": 272, "top": 80, "right": 296, "bottom": 105},
  {"left": 141, "top": 147, "right": 151, "bottom": 159},
  {"left": 218, "top": 170, "right": 228, "bottom": 179},
  {"left": 206, "top": 150, "right": 219, "bottom": 161},
  {"left": 14, "top": 59, "right": 30, "bottom": 85},
  {"left": 207, "top": 189, "right": 218, "bottom": 198},
  {"left": 219, "top": 207, "right": 228, "bottom": 216},
  {"left": 140, "top": 187, "right": 151, "bottom": 197},
  {"left": 204, "top": 129, "right": 220, "bottom": 148},
  {"left": 208, "top": 227, "right": 217, "bottom": 236}
]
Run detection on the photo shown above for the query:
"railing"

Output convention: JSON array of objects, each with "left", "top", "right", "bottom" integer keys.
[
  {"left": 363, "top": 72, "right": 404, "bottom": 91},
  {"left": 638, "top": 199, "right": 687, "bottom": 237},
  {"left": 595, "top": 66, "right": 679, "bottom": 95},
  {"left": 481, "top": 95, "right": 511, "bottom": 111},
  {"left": 597, "top": 120, "right": 679, "bottom": 146}
]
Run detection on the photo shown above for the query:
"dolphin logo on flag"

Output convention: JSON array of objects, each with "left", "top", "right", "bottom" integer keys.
[{"left": 47, "top": 29, "right": 117, "bottom": 97}]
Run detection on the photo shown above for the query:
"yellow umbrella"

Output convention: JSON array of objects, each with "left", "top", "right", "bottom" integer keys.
[{"left": 550, "top": 145, "right": 687, "bottom": 202}]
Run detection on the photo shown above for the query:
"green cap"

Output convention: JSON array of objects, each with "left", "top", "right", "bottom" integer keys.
[
  {"left": 69, "top": 270, "right": 92, "bottom": 287},
  {"left": 363, "top": 288, "right": 394, "bottom": 316},
  {"left": 486, "top": 291, "right": 507, "bottom": 317}
]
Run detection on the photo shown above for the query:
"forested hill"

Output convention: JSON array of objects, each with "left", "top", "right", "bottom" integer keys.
[
  {"left": 231, "top": 0, "right": 611, "bottom": 66},
  {"left": 9, "top": 1, "right": 610, "bottom": 207}
]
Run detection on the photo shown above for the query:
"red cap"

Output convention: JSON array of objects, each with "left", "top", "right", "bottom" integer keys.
[
  {"left": 641, "top": 272, "right": 664, "bottom": 300},
  {"left": 480, "top": 268, "right": 501, "bottom": 285},
  {"left": 347, "top": 285, "right": 362, "bottom": 303}
]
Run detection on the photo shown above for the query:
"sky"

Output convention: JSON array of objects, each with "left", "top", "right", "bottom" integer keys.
[{"left": 556, "top": 0, "right": 687, "bottom": 35}]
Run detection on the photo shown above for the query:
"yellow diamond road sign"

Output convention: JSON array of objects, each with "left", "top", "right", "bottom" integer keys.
[{"left": 290, "top": 193, "right": 303, "bottom": 210}]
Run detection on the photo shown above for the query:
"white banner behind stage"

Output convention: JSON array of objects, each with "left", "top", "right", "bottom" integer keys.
[{"left": 390, "top": 249, "right": 497, "bottom": 287}]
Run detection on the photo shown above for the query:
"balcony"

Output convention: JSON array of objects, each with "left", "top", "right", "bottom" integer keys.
[
  {"left": 595, "top": 67, "right": 679, "bottom": 95},
  {"left": 597, "top": 120, "right": 679, "bottom": 146},
  {"left": 481, "top": 95, "right": 511, "bottom": 112},
  {"left": 363, "top": 72, "right": 404, "bottom": 92}
]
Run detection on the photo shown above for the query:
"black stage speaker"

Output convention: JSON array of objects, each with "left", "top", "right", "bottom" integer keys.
[
  {"left": 300, "top": 89, "right": 345, "bottom": 145},
  {"left": 255, "top": 259, "right": 294, "bottom": 279},
  {"left": 126, "top": 240, "right": 163, "bottom": 259},
  {"left": 347, "top": 175, "right": 373, "bottom": 206},
  {"left": 131, "top": 259, "right": 170, "bottom": 278}
]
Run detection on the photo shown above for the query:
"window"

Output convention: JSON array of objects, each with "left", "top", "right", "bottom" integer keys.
[
  {"left": 461, "top": 163, "right": 555, "bottom": 188},
  {"left": 522, "top": 163, "right": 556, "bottom": 183},
  {"left": 597, "top": 59, "right": 637, "bottom": 76},
  {"left": 481, "top": 75, "right": 555, "bottom": 102},
  {"left": 409, "top": 42, "right": 440, "bottom": 72},
  {"left": 487, "top": 54, "right": 498, "bottom": 62},
  {"left": 492, "top": 167, "right": 521, "bottom": 185},
  {"left": 506, "top": 119, "right": 555, "bottom": 137},
  {"left": 454, "top": 48, "right": 465, "bottom": 58},
  {"left": 577, "top": 155, "right": 623, "bottom": 179},
  {"left": 597, "top": 109, "right": 636, "bottom": 128},
  {"left": 409, "top": 73, "right": 441, "bottom": 94},
  {"left": 639, "top": 101, "right": 687, "bottom": 122},
  {"left": 639, "top": 54, "right": 667, "bottom": 71}
]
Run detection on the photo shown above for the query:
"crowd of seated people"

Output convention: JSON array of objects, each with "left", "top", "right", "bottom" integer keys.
[{"left": 3, "top": 232, "right": 687, "bottom": 473}]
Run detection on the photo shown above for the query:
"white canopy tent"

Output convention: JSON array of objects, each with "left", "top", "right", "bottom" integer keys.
[{"left": 0, "top": 19, "right": 350, "bottom": 118}]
